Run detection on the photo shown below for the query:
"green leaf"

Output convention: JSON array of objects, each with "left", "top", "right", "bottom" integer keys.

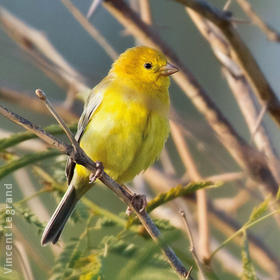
[
  {"left": 248, "top": 196, "right": 270, "bottom": 224},
  {"left": 0, "top": 149, "right": 60, "bottom": 180},
  {"left": 99, "top": 235, "right": 137, "bottom": 257},
  {"left": 14, "top": 205, "right": 45, "bottom": 234},
  {"left": 0, "top": 123, "right": 77, "bottom": 152},
  {"left": 146, "top": 181, "right": 216, "bottom": 213},
  {"left": 210, "top": 196, "right": 274, "bottom": 260},
  {"left": 77, "top": 254, "right": 103, "bottom": 280},
  {"left": 117, "top": 231, "right": 180, "bottom": 280},
  {"left": 241, "top": 230, "right": 258, "bottom": 280},
  {"left": 53, "top": 239, "right": 104, "bottom": 280}
]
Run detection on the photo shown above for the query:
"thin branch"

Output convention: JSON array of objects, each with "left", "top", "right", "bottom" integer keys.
[
  {"left": 235, "top": 0, "right": 280, "bottom": 42},
  {"left": 102, "top": 0, "right": 279, "bottom": 200},
  {"left": 14, "top": 169, "right": 50, "bottom": 222},
  {"left": 86, "top": 0, "right": 103, "bottom": 19},
  {"left": 170, "top": 121, "right": 210, "bottom": 262},
  {"left": 0, "top": 149, "right": 60, "bottom": 180},
  {"left": 180, "top": 210, "right": 206, "bottom": 280},
  {"left": 185, "top": 7, "right": 280, "bottom": 226},
  {"left": 0, "top": 7, "right": 87, "bottom": 93},
  {"left": 250, "top": 102, "right": 268, "bottom": 143},
  {"left": 144, "top": 168, "right": 280, "bottom": 275},
  {"left": 206, "top": 171, "right": 244, "bottom": 183},
  {"left": 211, "top": 208, "right": 280, "bottom": 260},
  {"left": 160, "top": 147, "right": 176, "bottom": 176},
  {"left": 14, "top": 241, "right": 35, "bottom": 280},
  {"left": 207, "top": 199, "right": 280, "bottom": 275},
  {"left": 172, "top": 0, "right": 280, "bottom": 128},
  {"left": 61, "top": 0, "right": 118, "bottom": 60},
  {"left": 0, "top": 123, "right": 77, "bottom": 152},
  {"left": 32, "top": 166, "right": 131, "bottom": 229},
  {"left": 0, "top": 92, "right": 192, "bottom": 279},
  {"left": 149, "top": 187, "right": 265, "bottom": 278},
  {"left": 223, "top": 0, "right": 232, "bottom": 11},
  {"left": 3, "top": 0, "right": 278, "bottom": 199},
  {"left": 12, "top": 226, "right": 54, "bottom": 272},
  {"left": 213, "top": 189, "right": 249, "bottom": 214},
  {"left": 35, "top": 89, "right": 80, "bottom": 152},
  {"left": 222, "top": 70, "right": 280, "bottom": 183},
  {"left": 0, "top": 105, "right": 70, "bottom": 153},
  {"left": 0, "top": 128, "right": 46, "bottom": 152},
  {"left": 0, "top": 87, "right": 77, "bottom": 122},
  {"left": 184, "top": 6, "right": 280, "bottom": 176},
  {"left": 139, "top": 0, "right": 152, "bottom": 25}
]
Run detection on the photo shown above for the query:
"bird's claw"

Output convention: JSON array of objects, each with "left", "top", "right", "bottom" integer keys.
[{"left": 89, "top": 161, "right": 104, "bottom": 183}]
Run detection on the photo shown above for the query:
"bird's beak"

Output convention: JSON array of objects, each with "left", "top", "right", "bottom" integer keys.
[{"left": 159, "top": 63, "right": 179, "bottom": 76}]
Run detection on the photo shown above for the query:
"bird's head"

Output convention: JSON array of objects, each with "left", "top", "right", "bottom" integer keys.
[{"left": 110, "top": 46, "right": 178, "bottom": 91}]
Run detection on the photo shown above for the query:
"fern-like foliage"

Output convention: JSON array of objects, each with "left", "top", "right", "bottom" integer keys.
[
  {"left": 14, "top": 205, "right": 45, "bottom": 234},
  {"left": 241, "top": 231, "right": 258, "bottom": 280}
]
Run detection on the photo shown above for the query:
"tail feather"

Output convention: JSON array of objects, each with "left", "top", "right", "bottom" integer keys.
[{"left": 41, "top": 185, "right": 78, "bottom": 246}]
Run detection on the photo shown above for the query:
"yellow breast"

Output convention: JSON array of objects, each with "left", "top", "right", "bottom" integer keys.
[{"left": 76, "top": 82, "right": 170, "bottom": 184}]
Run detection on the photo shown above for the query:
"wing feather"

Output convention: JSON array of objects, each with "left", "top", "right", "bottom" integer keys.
[{"left": 65, "top": 89, "right": 104, "bottom": 184}]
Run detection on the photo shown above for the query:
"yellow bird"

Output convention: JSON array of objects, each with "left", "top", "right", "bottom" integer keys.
[{"left": 41, "top": 46, "right": 178, "bottom": 245}]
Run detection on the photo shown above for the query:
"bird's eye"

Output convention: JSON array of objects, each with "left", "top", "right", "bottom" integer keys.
[{"left": 144, "top": 63, "right": 152, "bottom": 69}]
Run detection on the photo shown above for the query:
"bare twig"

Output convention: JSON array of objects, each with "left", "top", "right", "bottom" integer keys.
[
  {"left": 35, "top": 89, "right": 79, "bottom": 152},
  {"left": 235, "top": 0, "right": 280, "bottom": 42},
  {"left": 180, "top": 210, "right": 206, "bottom": 280},
  {"left": 0, "top": 128, "right": 46, "bottom": 152},
  {"left": 223, "top": 0, "right": 232, "bottom": 11},
  {"left": 170, "top": 121, "right": 210, "bottom": 262},
  {"left": 102, "top": 0, "right": 279, "bottom": 200},
  {"left": 250, "top": 102, "right": 268, "bottom": 143},
  {"left": 223, "top": 70, "right": 280, "bottom": 183},
  {"left": 160, "top": 147, "right": 176, "bottom": 176},
  {"left": 61, "top": 0, "right": 118, "bottom": 60},
  {"left": 172, "top": 0, "right": 280, "bottom": 128},
  {"left": 184, "top": 7, "right": 280, "bottom": 176},
  {"left": 144, "top": 168, "right": 280, "bottom": 275},
  {"left": 139, "top": 0, "right": 152, "bottom": 25},
  {"left": 184, "top": 8, "right": 280, "bottom": 233},
  {"left": 183, "top": 7, "right": 280, "bottom": 228},
  {"left": 206, "top": 171, "right": 244, "bottom": 183},
  {"left": 3, "top": 1, "right": 278, "bottom": 199},
  {"left": 213, "top": 189, "right": 249, "bottom": 214},
  {"left": 12, "top": 226, "right": 51, "bottom": 272},
  {"left": 0, "top": 7, "right": 87, "bottom": 93},
  {"left": 0, "top": 87, "right": 77, "bottom": 122},
  {"left": 0, "top": 92, "right": 192, "bottom": 279},
  {"left": 86, "top": 0, "right": 103, "bottom": 19},
  {"left": 149, "top": 189, "right": 266, "bottom": 278},
  {"left": 0, "top": 106, "right": 69, "bottom": 153},
  {"left": 14, "top": 241, "right": 35, "bottom": 280},
  {"left": 14, "top": 169, "right": 50, "bottom": 222}
]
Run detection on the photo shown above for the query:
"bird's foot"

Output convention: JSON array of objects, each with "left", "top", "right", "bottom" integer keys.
[
  {"left": 89, "top": 161, "right": 104, "bottom": 183},
  {"left": 126, "top": 194, "right": 147, "bottom": 216}
]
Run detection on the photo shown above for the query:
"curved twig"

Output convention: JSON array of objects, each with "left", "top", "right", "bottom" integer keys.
[{"left": 0, "top": 91, "right": 192, "bottom": 279}]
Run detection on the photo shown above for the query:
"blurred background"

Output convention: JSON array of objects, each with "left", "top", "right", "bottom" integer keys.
[{"left": 1, "top": 0, "right": 280, "bottom": 279}]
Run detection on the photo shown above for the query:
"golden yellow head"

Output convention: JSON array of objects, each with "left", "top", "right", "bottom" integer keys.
[{"left": 110, "top": 46, "right": 178, "bottom": 91}]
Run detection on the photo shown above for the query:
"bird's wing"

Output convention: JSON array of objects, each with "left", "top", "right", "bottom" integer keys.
[
  {"left": 65, "top": 88, "right": 104, "bottom": 184},
  {"left": 75, "top": 90, "right": 104, "bottom": 142}
]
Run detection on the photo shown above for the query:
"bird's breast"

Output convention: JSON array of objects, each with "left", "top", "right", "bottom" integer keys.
[{"left": 77, "top": 86, "right": 170, "bottom": 183}]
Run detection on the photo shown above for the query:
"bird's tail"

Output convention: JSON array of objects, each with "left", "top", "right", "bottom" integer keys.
[{"left": 41, "top": 184, "right": 78, "bottom": 246}]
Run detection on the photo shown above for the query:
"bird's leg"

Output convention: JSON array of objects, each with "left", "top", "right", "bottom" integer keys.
[
  {"left": 126, "top": 194, "right": 147, "bottom": 215},
  {"left": 89, "top": 161, "right": 104, "bottom": 183}
]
